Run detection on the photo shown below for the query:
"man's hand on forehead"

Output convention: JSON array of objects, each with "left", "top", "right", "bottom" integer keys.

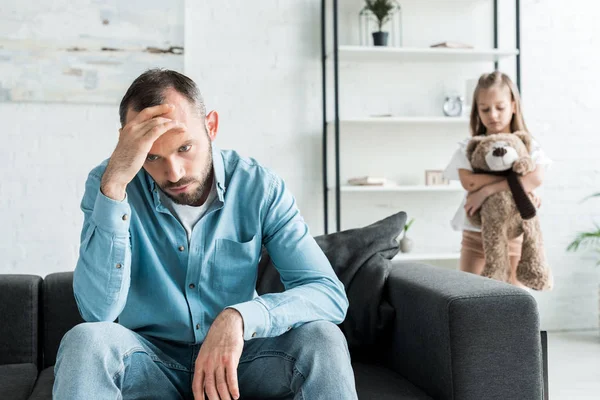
[{"left": 101, "top": 103, "right": 186, "bottom": 201}]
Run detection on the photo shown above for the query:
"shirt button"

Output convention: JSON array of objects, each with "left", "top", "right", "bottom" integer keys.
[
  {"left": 122, "top": 214, "right": 128, "bottom": 221},
  {"left": 189, "top": 283, "right": 195, "bottom": 289},
  {"left": 251, "top": 332, "right": 257, "bottom": 338},
  {"left": 196, "top": 323, "right": 200, "bottom": 330},
  {"left": 178, "top": 246, "right": 185, "bottom": 252},
  {"left": 115, "top": 263, "right": 122, "bottom": 269}
]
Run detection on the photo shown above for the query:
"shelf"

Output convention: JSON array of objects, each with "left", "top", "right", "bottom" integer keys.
[
  {"left": 328, "top": 116, "right": 469, "bottom": 126},
  {"left": 337, "top": 185, "right": 464, "bottom": 193},
  {"left": 330, "top": 46, "right": 519, "bottom": 63},
  {"left": 393, "top": 252, "right": 461, "bottom": 262}
]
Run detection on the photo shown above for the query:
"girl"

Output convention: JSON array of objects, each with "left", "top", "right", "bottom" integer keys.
[{"left": 443, "top": 71, "right": 552, "bottom": 287}]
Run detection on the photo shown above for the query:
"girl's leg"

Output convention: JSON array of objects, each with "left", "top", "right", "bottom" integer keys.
[
  {"left": 460, "top": 231, "right": 486, "bottom": 275},
  {"left": 509, "top": 256, "right": 527, "bottom": 287},
  {"left": 509, "top": 234, "right": 527, "bottom": 288}
]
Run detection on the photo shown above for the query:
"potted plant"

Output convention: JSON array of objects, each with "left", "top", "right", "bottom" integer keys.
[
  {"left": 567, "top": 192, "right": 600, "bottom": 330},
  {"left": 362, "top": 0, "right": 396, "bottom": 46},
  {"left": 400, "top": 218, "right": 415, "bottom": 253},
  {"left": 567, "top": 193, "right": 600, "bottom": 262}
]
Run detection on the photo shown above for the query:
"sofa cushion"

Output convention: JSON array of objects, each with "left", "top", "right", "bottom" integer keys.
[
  {"left": 0, "top": 363, "right": 38, "bottom": 400},
  {"left": 27, "top": 366, "right": 54, "bottom": 400},
  {"left": 353, "top": 362, "right": 432, "bottom": 400},
  {"left": 30, "top": 364, "right": 431, "bottom": 400},
  {"left": 257, "top": 212, "right": 407, "bottom": 358},
  {"left": 0, "top": 275, "right": 42, "bottom": 366},
  {"left": 42, "top": 273, "right": 84, "bottom": 368}
]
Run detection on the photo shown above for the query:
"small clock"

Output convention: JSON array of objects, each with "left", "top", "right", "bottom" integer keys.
[{"left": 443, "top": 95, "right": 464, "bottom": 117}]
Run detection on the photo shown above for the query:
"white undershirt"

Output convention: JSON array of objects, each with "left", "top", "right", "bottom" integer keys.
[{"left": 159, "top": 180, "right": 218, "bottom": 242}]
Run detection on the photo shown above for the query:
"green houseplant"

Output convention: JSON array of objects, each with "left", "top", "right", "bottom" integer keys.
[
  {"left": 362, "top": 0, "right": 396, "bottom": 46},
  {"left": 567, "top": 193, "right": 600, "bottom": 264},
  {"left": 567, "top": 192, "right": 600, "bottom": 332}
]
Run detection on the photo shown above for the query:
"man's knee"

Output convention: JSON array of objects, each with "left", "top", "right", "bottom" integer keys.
[
  {"left": 58, "top": 321, "right": 127, "bottom": 360},
  {"left": 295, "top": 321, "right": 349, "bottom": 357}
]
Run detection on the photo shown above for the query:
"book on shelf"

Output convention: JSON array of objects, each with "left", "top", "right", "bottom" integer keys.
[
  {"left": 347, "top": 176, "right": 394, "bottom": 186},
  {"left": 430, "top": 41, "right": 473, "bottom": 49}
]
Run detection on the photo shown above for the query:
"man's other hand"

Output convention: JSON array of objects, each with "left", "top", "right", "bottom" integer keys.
[{"left": 192, "top": 309, "right": 244, "bottom": 400}]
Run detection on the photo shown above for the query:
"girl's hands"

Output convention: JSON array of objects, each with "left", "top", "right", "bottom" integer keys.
[
  {"left": 465, "top": 187, "right": 490, "bottom": 217},
  {"left": 530, "top": 192, "right": 542, "bottom": 209}
]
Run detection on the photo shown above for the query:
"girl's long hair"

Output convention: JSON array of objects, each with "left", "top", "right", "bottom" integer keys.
[{"left": 469, "top": 71, "right": 528, "bottom": 136}]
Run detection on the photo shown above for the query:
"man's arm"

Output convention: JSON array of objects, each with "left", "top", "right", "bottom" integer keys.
[
  {"left": 193, "top": 175, "right": 348, "bottom": 399},
  {"left": 229, "top": 175, "right": 348, "bottom": 341},
  {"left": 74, "top": 104, "right": 185, "bottom": 322},
  {"left": 73, "top": 169, "right": 132, "bottom": 322}
]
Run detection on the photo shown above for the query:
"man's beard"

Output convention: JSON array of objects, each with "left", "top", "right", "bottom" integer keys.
[{"left": 161, "top": 144, "right": 214, "bottom": 206}]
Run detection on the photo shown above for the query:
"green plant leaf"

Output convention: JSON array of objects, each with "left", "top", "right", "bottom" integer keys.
[
  {"left": 364, "top": 0, "right": 396, "bottom": 30},
  {"left": 567, "top": 228, "right": 600, "bottom": 253},
  {"left": 404, "top": 218, "right": 415, "bottom": 232},
  {"left": 581, "top": 192, "right": 600, "bottom": 203}
]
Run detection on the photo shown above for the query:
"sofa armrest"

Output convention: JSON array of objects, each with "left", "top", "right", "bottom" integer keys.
[
  {"left": 384, "top": 263, "right": 543, "bottom": 400},
  {"left": 0, "top": 274, "right": 42, "bottom": 367},
  {"left": 43, "top": 272, "right": 84, "bottom": 368}
]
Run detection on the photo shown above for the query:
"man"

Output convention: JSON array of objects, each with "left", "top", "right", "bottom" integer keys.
[{"left": 53, "top": 69, "right": 358, "bottom": 399}]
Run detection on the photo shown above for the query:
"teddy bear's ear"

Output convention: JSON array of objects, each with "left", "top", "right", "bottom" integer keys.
[
  {"left": 513, "top": 131, "right": 532, "bottom": 153},
  {"left": 466, "top": 136, "right": 484, "bottom": 160}
]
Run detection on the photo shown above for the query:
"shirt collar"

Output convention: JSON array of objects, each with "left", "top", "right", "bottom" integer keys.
[{"left": 211, "top": 145, "right": 226, "bottom": 201}]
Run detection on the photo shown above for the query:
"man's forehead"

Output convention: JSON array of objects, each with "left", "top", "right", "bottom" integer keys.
[
  {"left": 124, "top": 90, "right": 197, "bottom": 125},
  {"left": 150, "top": 131, "right": 194, "bottom": 155},
  {"left": 125, "top": 103, "right": 191, "bottom": 125}
]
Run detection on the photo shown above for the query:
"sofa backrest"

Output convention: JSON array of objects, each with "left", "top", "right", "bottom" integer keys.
[
  {"left": 42, "top": 272, "right": 83, "bottom": 368},
  {"left": 0, "top": 274, "right": 42, "bottom": 367}
]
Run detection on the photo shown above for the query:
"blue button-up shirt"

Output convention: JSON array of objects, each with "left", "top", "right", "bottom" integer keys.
[{"left": 73, "top": 146, "right": 348, "bottom": 343}]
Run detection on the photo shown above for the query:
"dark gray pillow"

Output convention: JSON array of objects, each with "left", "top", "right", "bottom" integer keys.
[{"left": 256, "top": 212, "right": 407, "bottom": 355}]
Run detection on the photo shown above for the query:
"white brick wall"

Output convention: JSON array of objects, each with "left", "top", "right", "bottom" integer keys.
[
  {"left": 521, "top": 0, "right": 600, "bottom": 331},
  {"left": 0, "top": 0, "right": 598, "bottom": 331}
]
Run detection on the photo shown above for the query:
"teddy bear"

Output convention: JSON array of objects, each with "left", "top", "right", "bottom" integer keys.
[{"left": 466, "top": 132, "right": 553, "bottom": 290}]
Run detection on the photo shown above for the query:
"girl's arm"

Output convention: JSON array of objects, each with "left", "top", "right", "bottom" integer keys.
[
  {"left": 464, "top": 166, "right": 545, "bottom": 216},
  {"left": 481, "top": 165, "right": 545, "bottom": 197},
  {"left": 458, "top": 169, "right": 506, "bottom": 192}
]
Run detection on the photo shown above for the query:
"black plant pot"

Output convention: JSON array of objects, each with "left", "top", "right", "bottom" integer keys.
[{"left": 372, "top": 31, "right": 389, "bottom": 46}]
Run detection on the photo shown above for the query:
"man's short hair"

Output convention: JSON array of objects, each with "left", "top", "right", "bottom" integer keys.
[{"left": 119, "top": 69, "right": 206, "bottom": 126}]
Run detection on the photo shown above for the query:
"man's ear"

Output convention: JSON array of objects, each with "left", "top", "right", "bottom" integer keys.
[
  {"left": 466, "top": 136, "right": 484, "bottom": 161},
  {"left": 513, "top": 131, "right": 532, "bottom": 153},
  {"left": 205, "top": 110, "right": 219, "bottom": 141}
]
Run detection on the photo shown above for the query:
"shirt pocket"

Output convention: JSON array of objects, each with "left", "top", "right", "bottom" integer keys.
[{"left": 211, "top": 235, "right": 259, "bottom": 293}]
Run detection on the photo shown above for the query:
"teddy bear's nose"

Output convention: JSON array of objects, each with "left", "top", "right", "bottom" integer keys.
[{"left": 493, "top": 147, "right": 508, "bottom": 157}]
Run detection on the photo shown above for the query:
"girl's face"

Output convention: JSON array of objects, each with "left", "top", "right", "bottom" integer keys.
[{"left": 476, "top": 85, "right": 516, "bottom": 134}]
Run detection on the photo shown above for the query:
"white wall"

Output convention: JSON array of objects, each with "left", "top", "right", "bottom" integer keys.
[
  {"left": 521, "top": 0, "right": 600, "bottom": 331},
  {"left": 0, "top": 0, "right": 598, "bottom": 331},
  {"left": 184, "top": 0, "right": 325, "bottom": 235}
]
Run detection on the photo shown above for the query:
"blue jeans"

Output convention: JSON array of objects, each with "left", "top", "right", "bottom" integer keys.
[{"left": 53, "top": 321, "right": 358, "bottom": 399}]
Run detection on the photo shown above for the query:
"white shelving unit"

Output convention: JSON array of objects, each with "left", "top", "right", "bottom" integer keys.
[
  {"left": 332, "top": 45, "right": 519, "bottom": 63},
  {"left": 329, "top": 116, "right": 469, "bottom": 126},
  {"left": 337, "top": 185, "right": 464, "bottom": 193},
  {"left": 322, "top": 1, "right": 521, "bottom": 263}
]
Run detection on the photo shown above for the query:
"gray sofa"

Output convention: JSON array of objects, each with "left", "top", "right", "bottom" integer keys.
[{"left": 1, "top": 264, "right": 545, "bottom": 399}]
